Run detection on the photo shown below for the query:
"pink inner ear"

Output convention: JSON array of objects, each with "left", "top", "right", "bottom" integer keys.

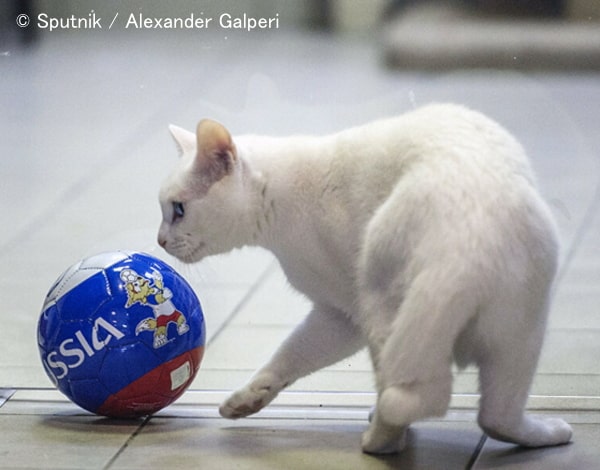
[
  {"left": 196, "top": 119, "right": 236, "bottom": 162},
  {"left": 193, "top": 119, "right": 237, "bottom": 184}
]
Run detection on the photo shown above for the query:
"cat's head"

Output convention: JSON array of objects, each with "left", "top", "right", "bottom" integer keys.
[{"left": 157, "top": 119, "right": 251, "bottom": 263}]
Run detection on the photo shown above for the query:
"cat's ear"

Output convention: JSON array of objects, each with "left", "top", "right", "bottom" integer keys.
[
  {"left": 194, "top": 119, "right": 237, "bottom": 182},
  {"left": 169, "top": 124, "right": 196, "bottom": 157}
]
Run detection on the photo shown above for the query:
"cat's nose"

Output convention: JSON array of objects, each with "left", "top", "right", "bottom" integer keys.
[{"left": 157, "top": 236, "right": 167, "bottom": 248}]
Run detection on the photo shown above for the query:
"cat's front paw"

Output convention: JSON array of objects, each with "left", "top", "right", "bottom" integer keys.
[{"left": 219, "top": 373, "right": 283, "bottom": 419}]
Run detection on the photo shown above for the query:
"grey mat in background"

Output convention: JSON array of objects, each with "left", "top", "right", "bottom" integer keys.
[{"left": 382, "top": 2, "right": 600, "bottom": 70}]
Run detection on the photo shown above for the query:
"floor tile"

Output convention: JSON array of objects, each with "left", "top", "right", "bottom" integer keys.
[
  {"left": 550, "top": 287, "right": 600, "bottom": 329},
  {"left": 111, "top": 416, "right": 483, "bottom": 470},
  {"left": 538, "top": 330, "right": 600, "bottom": 375},
  {"left": 474, "top": 423, "right": 600, "bottom": 469},
  {"left": 201, "top": 325, "right": 294, "bottom": 371},
  {"left": 231, "top": 267, "right": 313, "bottom": 327},
  {"left": 0, "top": 412, "right": 140, "bottom": 469}
]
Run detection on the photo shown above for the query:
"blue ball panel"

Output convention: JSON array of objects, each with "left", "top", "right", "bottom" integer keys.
[{"left": 55, "top": 270, "right": 111, "bottom": 323}]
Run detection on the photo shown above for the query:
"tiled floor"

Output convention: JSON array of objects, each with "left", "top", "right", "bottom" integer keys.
[{"left": 1, "top": 25, "right": 599, "bottom": 469}]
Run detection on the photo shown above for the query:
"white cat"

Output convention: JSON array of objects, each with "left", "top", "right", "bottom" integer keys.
[{"left": 157, "top": 104, "right": 572, "bottom": 454}]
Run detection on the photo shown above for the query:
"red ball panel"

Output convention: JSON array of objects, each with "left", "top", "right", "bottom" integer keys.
[{"left": 96, "top": 346, "right": 204, "bottom": 418}]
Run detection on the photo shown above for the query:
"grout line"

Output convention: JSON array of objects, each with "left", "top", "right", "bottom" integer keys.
[
  {"left": 205, "top": 260, "right": 279, "bottom": 347},
  {"left": 102, "top": 415, "right": 152, "bottom": 470},
  {"left": 8, "top": 387, "right": 600, "bottom": 410},
  {"left": 554, "top": 176, "right": 600, "bottom": 286},
  {"left": 0, "top": 389, "right": 16, "bottom": 408},
  {"left": 465, "top": 433, "right": 488, "bottom": 470}
]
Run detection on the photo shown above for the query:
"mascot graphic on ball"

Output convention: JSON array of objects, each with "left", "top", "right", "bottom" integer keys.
[{"left": 120, "top": 268, "right": 190, "bottom": 348}]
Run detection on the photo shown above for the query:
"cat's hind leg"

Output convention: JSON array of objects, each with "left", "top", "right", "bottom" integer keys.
[
  {"left": 219, "top": 304, "right": 365, "bottom": 419},
  {"left": 360, "top": 272, "right": 476, "bottom": 454},
  {"left": 476, "top": 300, "right": 572, "bottom": 447}
]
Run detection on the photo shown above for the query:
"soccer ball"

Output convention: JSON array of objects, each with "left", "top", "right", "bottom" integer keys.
[{"left": 37, "top": 251, "right": 206, "bottom": 418}]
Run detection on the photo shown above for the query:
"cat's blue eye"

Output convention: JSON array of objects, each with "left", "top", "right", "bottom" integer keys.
[{"left": 172, "top": 202, "right": 185, "bottom": 220}]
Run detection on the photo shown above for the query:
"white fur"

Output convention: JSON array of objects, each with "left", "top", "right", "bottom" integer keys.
[{"left": 158, "top": 104, "right": 572, "bottom": 454}]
